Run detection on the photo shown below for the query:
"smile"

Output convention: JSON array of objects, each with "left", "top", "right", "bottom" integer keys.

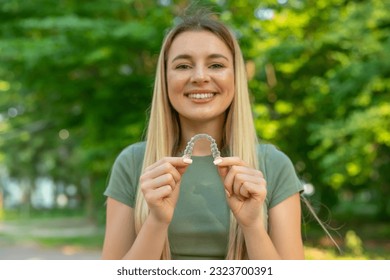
[{"left": 186, "top": 93, "right": 216, "bottom": 100}]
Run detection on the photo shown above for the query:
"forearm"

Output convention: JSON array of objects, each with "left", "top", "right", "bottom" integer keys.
[
  {"left": 122, "top": 214, "right": 169, "bottom": 260},
  {"left": 242, "top": 224, "right": 281, "bottom": 260}
]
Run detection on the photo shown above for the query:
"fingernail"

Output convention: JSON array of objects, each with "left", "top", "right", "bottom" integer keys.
[
  {"left": 225, "top": 189, "right": 231, "bottom": 198},
  {"left": 183, "top": 158, "right": 193, "bottom": 164},
  {"left": 213, "top": 158, "right": 222, "bottom": 165}
]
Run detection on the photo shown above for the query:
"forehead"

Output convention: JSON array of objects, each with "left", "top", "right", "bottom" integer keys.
[{"left": 167, "top": 30, "right": 232, "bottom": 59}]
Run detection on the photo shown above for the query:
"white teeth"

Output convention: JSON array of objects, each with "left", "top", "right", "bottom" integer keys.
[{"left": 187, "top": 93, "right": 215, "bottom": 99}]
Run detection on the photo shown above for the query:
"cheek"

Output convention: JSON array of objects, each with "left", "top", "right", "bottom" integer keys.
[
  {"left": 167, "top": 73, "right": 186, "bottom": 95},
  {"left": 217, "top": 69, "right": 234, "bottom": 84},
  {"left": 219, "top": 72, "right": 235, "bottom": 95},
  {"left": 166, "top": 74, "right": 181, "bottom": 110}
]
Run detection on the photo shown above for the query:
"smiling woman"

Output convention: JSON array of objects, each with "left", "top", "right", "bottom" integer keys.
[
  {"left": 166, "top": 30, "right": 235, "bottom": 127},
  {"left": 101, "top": 8, "right": 305, "bottom": 260}
]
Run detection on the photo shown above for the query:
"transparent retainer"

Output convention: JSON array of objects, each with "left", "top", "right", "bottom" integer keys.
[{"left": 182, "top": 134, "right": 222, "bottom": 165}]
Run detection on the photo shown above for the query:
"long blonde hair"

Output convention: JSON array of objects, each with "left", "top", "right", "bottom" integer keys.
[{"left": 134, "top": 11, "right": 259, "bottom": 259}]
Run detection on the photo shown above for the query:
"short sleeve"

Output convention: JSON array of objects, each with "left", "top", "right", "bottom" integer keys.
[
  {"left": 103, "top": 142, "right": 146, "bottom": 208},
  {"left": 259, "top": 144, "right": 303, "bottom": 209}
]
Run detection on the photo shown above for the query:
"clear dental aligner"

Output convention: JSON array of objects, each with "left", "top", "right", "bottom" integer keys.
[{"left": 182, "top": 134, "right": 222, "bottom": 165}]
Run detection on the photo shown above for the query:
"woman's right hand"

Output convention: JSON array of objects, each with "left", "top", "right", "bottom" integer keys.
[{"left": 139, "top": 157, "right": 191, "bottom": 225}]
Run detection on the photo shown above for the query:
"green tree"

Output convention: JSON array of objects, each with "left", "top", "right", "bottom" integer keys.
[
  {"left": 246, "top": 0, "right": 390, "bottom": 220},
  {"left": 0, "top": 0, "right": 174, "bottom": 220},
  {"left": 1, "top": 0, "right": 389, "bottom": 224}
]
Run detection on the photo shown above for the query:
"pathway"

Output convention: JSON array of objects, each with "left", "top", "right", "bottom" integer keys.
[{"left": 0, "top": 217, "right": 102, "bottom": 260}]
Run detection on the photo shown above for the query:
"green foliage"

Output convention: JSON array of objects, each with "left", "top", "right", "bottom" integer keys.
[
  {"left": 1, "top": 0, "right": 389, "bottom": 223},
  {"left": 345, "top": 230, "right": 364, "bottom": 256},
  {"left": 245, "top": 0, "right": 390, "bottom": 219},
  {"left": 0, "top": 0, "right": 173, "bottom": 219}
]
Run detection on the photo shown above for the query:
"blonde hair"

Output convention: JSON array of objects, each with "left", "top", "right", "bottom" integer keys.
[{"left": 134, "top": 11, "right": 259, "bottom": 259}]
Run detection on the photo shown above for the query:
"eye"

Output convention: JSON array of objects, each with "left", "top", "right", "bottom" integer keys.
[
  {"left": 175, "top": 64, "right": 192, "bottom": 70},
  {"left": 210, "top": 63, "right": 224, "bottom": 69}
]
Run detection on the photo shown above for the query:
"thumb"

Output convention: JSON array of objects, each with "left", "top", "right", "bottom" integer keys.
[{"left": 217, "top": 165, "right": 229, "bottom": 180}]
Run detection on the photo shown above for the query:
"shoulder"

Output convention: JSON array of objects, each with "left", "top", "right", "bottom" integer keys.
[
  {"left": 118, "top": 141, "right": 146, "bottom": 158},
  {"left": 257, "top": 143, "right": 303, "bottom": 209},
  {"left": 110, "top": 141, "right": 146, "bottom": 179},
  {"left": 104, "top": 142, "right": 146, "bottom": 208},
  {"left": 257, "top": 143, "right": 293, "bottom": 170},
  {"left": 114, "top": 142, "right": 146, "bottom": 166}
]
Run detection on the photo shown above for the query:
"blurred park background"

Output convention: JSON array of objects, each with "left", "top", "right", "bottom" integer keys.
[{"left": 0, "top": 0, "right": 389, "bottom": 259}]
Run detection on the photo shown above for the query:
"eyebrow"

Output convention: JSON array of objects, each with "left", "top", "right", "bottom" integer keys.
[{"left": 171, "top": 53, "right": 230, "bottom": 63}]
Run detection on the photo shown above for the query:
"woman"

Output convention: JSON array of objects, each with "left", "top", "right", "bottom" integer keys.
[{"left": 101, "top": 10, "right": 304, "bottom": 260}]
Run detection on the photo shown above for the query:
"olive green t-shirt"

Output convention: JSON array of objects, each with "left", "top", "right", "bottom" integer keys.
[{"left": 104, "top": 142, "right": 303, "bottom": 259}]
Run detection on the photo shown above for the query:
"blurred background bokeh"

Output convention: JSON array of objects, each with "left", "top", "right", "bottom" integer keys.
[{"left": 0, "top": 0, "right": 389, "bottom": 259}]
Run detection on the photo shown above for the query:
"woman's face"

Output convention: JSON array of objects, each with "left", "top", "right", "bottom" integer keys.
[{"left": 166, "top": 30, "right": 235, "bottom": 125}]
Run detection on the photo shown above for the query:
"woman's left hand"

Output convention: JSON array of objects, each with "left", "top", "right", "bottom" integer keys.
[{"left": 216, "top": 157, "right": 267, "bottom": 228}]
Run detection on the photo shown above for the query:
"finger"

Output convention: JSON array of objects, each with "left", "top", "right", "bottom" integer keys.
[
  {"left": 152, "top": 173, "right": 177, "bottom": 190},
  {"left": 215, "top": 157, "right": 248, "bottom": 189},
  {"left": 224, "top": 165, "right": 250, "bottom": 193},
  {"left": 164, "top": 157, "right": 192, "bottom": 175},
  {"left": 240, "top": 181, "right": 267, "bottom": 202},
  {"left": 229, "top": 170, "right": 266, "bottom": 200},
  {"left": 217, "top": 165, "right": 229, "bottom": 180},
  {"left": 143, "top": 185, "right": 173, "bottom": 204},
  {"left": 213, "top": 156, "right": 247, "bottom": 168},
  {"left": 141, "top": 170, "right": 178, "bottom": 192},
  {"left": 233, "top": 173, "right": 254, "bottom": 198},
  {"left": 145, "top": 157, "right": 192, "bottom": 174},
  {"left": 214, "top": 157, "right": 265, "bottom": 179},
  {"left": 239, "top": 183, "right": 250, "bottom": 198},
  {"left": 144, "top": 160, "right": 184, "bottom": 183},
  {"left": 168, "top": 157, "right": 194, "bottom": 169}
]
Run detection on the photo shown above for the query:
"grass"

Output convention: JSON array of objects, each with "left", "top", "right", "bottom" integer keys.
[
  {"left": 302, "top": 221, "right": 390, "bottom": 260},
  {"left": 304, "top": 243, "right": 390, "bottom": 260},
  {"left": 33, "top": 235, "right": 104, "bottom": 250}
]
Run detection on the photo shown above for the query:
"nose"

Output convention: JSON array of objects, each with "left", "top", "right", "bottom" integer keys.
[{"left": 190, "top": 66, "right": 210, "bottom": 83}]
